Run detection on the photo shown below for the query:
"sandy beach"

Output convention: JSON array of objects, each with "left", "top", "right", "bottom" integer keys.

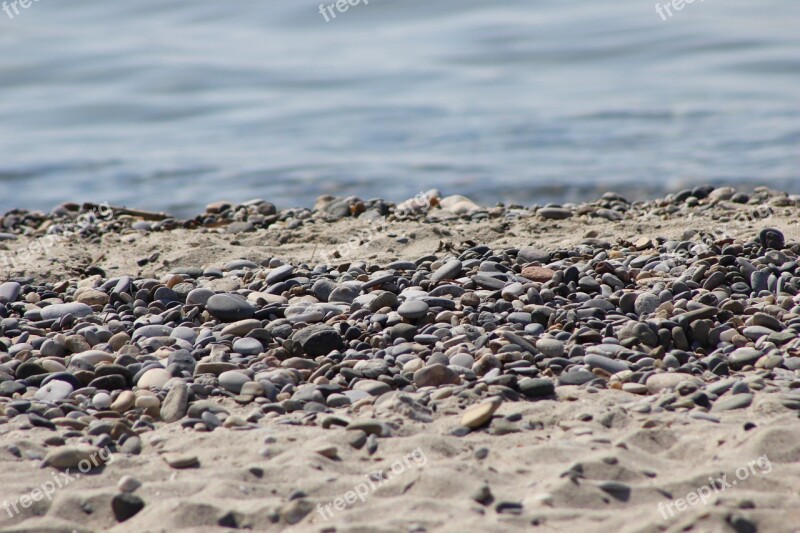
[{"left": 1, "top": 187, "right": 800, "bottom": 533}]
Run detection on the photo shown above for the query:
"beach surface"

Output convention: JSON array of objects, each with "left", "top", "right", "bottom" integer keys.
[{"left": 1, "top": 187, "right": 800, "bottom": 533}]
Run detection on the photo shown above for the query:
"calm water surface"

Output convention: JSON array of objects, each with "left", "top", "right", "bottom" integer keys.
[{"left": 0, "top": 0, "right": 798, "bottom": 216}]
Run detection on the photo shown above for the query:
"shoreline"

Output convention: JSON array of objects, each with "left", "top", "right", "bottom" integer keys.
[{"left": 1, "top": 185, "right": 800, "bottom": 532}]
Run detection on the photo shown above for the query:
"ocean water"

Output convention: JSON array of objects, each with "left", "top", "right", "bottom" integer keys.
[{"left": 0, "top": 0, "right": 798, "bottom": 217}]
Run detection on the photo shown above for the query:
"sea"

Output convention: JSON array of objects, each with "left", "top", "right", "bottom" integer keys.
[{"left": 0, "top": 0, "right": 798, "bottom": 217}]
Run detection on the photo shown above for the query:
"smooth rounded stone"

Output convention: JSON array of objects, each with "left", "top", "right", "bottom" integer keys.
[
  {"left": 759, "top": 228, "right": 785, "bottom": 250},
  {"left": 538, "top": 207, "right": 572, "bottom": 220},
  {"left": 112, "top": 391, "right": 136, "bottom": 413},
  {"left": 536, "top": 338, "right": 565, "bottom": 358},
  {"left": 756, "top": 354, "right": 784, "bottom": 370},
  {"left": 90, "top": 374, "right": 127, "bottom": 392},
  {"left": 40, "top": 340, "right": 68, "bottom": 358},
  {"left": 186, "top": 288, "right": 215, "bottom": 307},
  {"left": 328, "top": 285, "right": 360, "bottom": 304},
  {"left": 163, "top": 454, "right": 199, "bottom": 469},
  {"left": 729, "top": 347, "right": 764, "bottom": 369},
  {"left": 712, "top": 393, "right": 754, "bottom": 412},
  {"left": 311, "top": 278, "right": 337, "bottom": 302},
  {"left": 16, "top": 360, "right": 47, "bottom": 379},
  {"left": 218, "top": 371, "right": 251, "bottom": 394},
  {"left": 742, "top": 326, "right": 773, "bottom": 341},
  {"left": 92, "top": 392, "right": 112, "bottom": 410},
  {"left": 70, "top": 350, "right": 115, "bottom": 366},
  {"left": 461, "top": 397, "right": 502, "bottom": 429},
  {"left": 201, "top": 410, "right": 222, "bottom": 429},
  {"left": 34, "top": 380, "right": 74, "bottom": 402},
  {"left": 117, "top": 475, "right": 142, "bottom": 493},
  {"left": 413, "top": 364, "right": 459, "bottom": 387},
  {"left": 431, "top": 259, "right": 463, "bottom": 283},
  {"left": 398, "top": 300, "right": 429, "bottom": 320},
  {"left": 0, "top": 281, "right": 21, "bottom": 303},
  {"left": 194, "top": 362, "right": 238, "bottom": 376},
  {"left": 169, "top": 326, "right": 196, "bottom": 344},
  {"left": 134, "top": 324, "right": 174, "bottom": 340},
  {"left": 40, "top": 302, "right": 93, "bottom": 320},
  {"left": 646, "top": 373, "right": 702, "bottom": 394},
  {"left": 507, "top": 312, "right": 532, "bottom": 325},
  {"left": 449, "top": 353, "right": 475, "bottom": 369},
  {"left": 472, "top": 274, "right": 506, "bottom": 290},
  {"left": 156, "top": 382, "right": 188, "bottom": 422},
  {"left": 228, "top": 336, "right": 265, "bottom": 358},
  {"left": 44, "top": 445, "right": 105, "bottom": 469},
  {"left": 291, "top": 324, "right": 345, "bottom": 357},
  {"left": 346, "top": 419, "right": 392, "bottom": 437},
  {"left": 518, "top": 378, "right": 555, "bottom": 398},
  {"left": 238, "top": 381, "right": 264, "bottom": 398},
  {"left": 266, "top": 264, "right": 295, "bottom": 284},
  {"left": 77, "top": 289, "right": 109, "bottom": 306},
  {"left": 135, "top": 395, "right": 161, "bottom": 417},
  {"left": 367, "top": 291, "right": 398, "bottom": 312},
  {"left": 206, "top": 294, "right": 255, "bottom": 322},
  {"left": 137, "top": 368, "right": 172, "bottom": 389},
  {"left": 622, "top": 383, "right": 649, "bottom": 395},
  {"left": 352, "top": 379, "right": 393, "bottom": 396},
  {"left": 354, "top": 359, "right": 390, "bottom": 379},
  {"left": 520, "top": 266, "right": 555, "bottom": 283},
  {"left": 634, "top": 293, "right": 660, "bottom": 317},
  {"left": 584, "top": 354, "right": 629, "bottom": 375},
  {"left": 221, "top": 319, "right": 262, "bottom": 338},
  {"left": 326, "top": 393, "right": 351, "bottom": 408},
  {"left": 749, "top": 312, "right": 783, "bottom": 331},
  {"left": 557, "top": 372, "right": 593, "bottom": 389}
]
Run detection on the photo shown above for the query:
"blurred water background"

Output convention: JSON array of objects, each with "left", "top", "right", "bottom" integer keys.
[{"left": 0, "top": 0, "right": 798, "bottom": 217}]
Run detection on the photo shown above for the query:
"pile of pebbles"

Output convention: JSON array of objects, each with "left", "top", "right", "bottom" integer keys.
[{"left": 2, "top": 187, "right": 800, "bottom": 459}]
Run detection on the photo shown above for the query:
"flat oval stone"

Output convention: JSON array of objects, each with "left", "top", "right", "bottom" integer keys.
[
  {"left": 34, "top": 380, "right": 74, "bottom": 402},
  {"left": 137, "top": 368, "right": 172, "bottom": 389},
  {"left": 431, "top": 260, "right": 463, "bottom": 283},
  {"left": 40, "top": 303, "right": 93, "bottom": 320},
  {"left": 218, "top": 370, "right": 250, "bottom": 394},
  {"left": 206, "top": 294, "right": 255, "bottom": 322},
  {"left": 398, "top": 300, "right": 429, "bottom": 320},
  {"left": 232, "top": 337, "right": 263, "bottom": 356}
]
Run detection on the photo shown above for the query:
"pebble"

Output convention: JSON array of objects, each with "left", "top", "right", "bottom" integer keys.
[
  {"left": 461, "top": 397, "right": 502, "bottom": 429},
  {"left": 206, "top": 294, "right": 256, "bottom": 322}
]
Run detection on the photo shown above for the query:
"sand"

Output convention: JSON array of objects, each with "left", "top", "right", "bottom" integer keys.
[{"left": 2, "top": 189, "right": 800, "bottom": 532}]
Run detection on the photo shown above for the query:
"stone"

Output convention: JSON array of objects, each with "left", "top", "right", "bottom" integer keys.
[
  {"left": 646, "top": 373, "right": 702, "bottom": 394},
  {"left": 521, "top": 266, "right": 555, "bottom": 283},
  {"left": 713, "top": 393, "right": 754, "bottom": 412},
  {"left": 219, "top": 371, "right": 251, "bottom": 394},
  {"left": 40, "top": 302, "right": 93, "bottom": 320},
  {"left": 164, "top": 454, "right": 199, "bottom": 469},
  {"left": 536, "top": 338, "right": 564, "bottom": 358},
  {"left": 206, "top": 294, "right": 255, "bottom": 322},
  {"left": 117, "top": 475, "right": 141, "bottom": 493},
  {"left": 44, "top": 446, "right": 105, "bottom": 470},
  {"left": 137, "top": 368, "right": 172, "bottom": 389},
  {"left": 111, "top": 391, "right": 136, "bottom": 413},
  {"left": 0, "top": 282, "right": 21, "bottom": 303},
  {"left": 291, "top": 324, "right": 345, "bottom": 357},
  {"left": 584, "top": 354, "right": 629, "bottom": 375},
  {"left": 461, "top": 397, "right": 502, "bottom": 429},
  {"left": 431, "top": 260, "right": 463, "bottom": 282},
  {"left": 397, "top": 300, "right": 429, "bottom": 320},
  {"left": 112, "top": 493, "right": 145, "bottom": 522},
  {"left": 34, "top": 380, "right": 73, "bottom": 403},
  {"left": 538, "top": 207, "right": 572, "bottom": 220},
  {"left": 518, "top": 378, "right": 555, "bottom": 398},
  {"left": 634, "top": 293, "right": 660, "bottom": 317},
  {"left": 413, "top": 364, "right": 459, "bottom": 387},
  {"left": 77, "top": 289, "right": 109, "bottom": 306},
  {"left": 160, "top": 383, "right": 189, "bottom": 422}
]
